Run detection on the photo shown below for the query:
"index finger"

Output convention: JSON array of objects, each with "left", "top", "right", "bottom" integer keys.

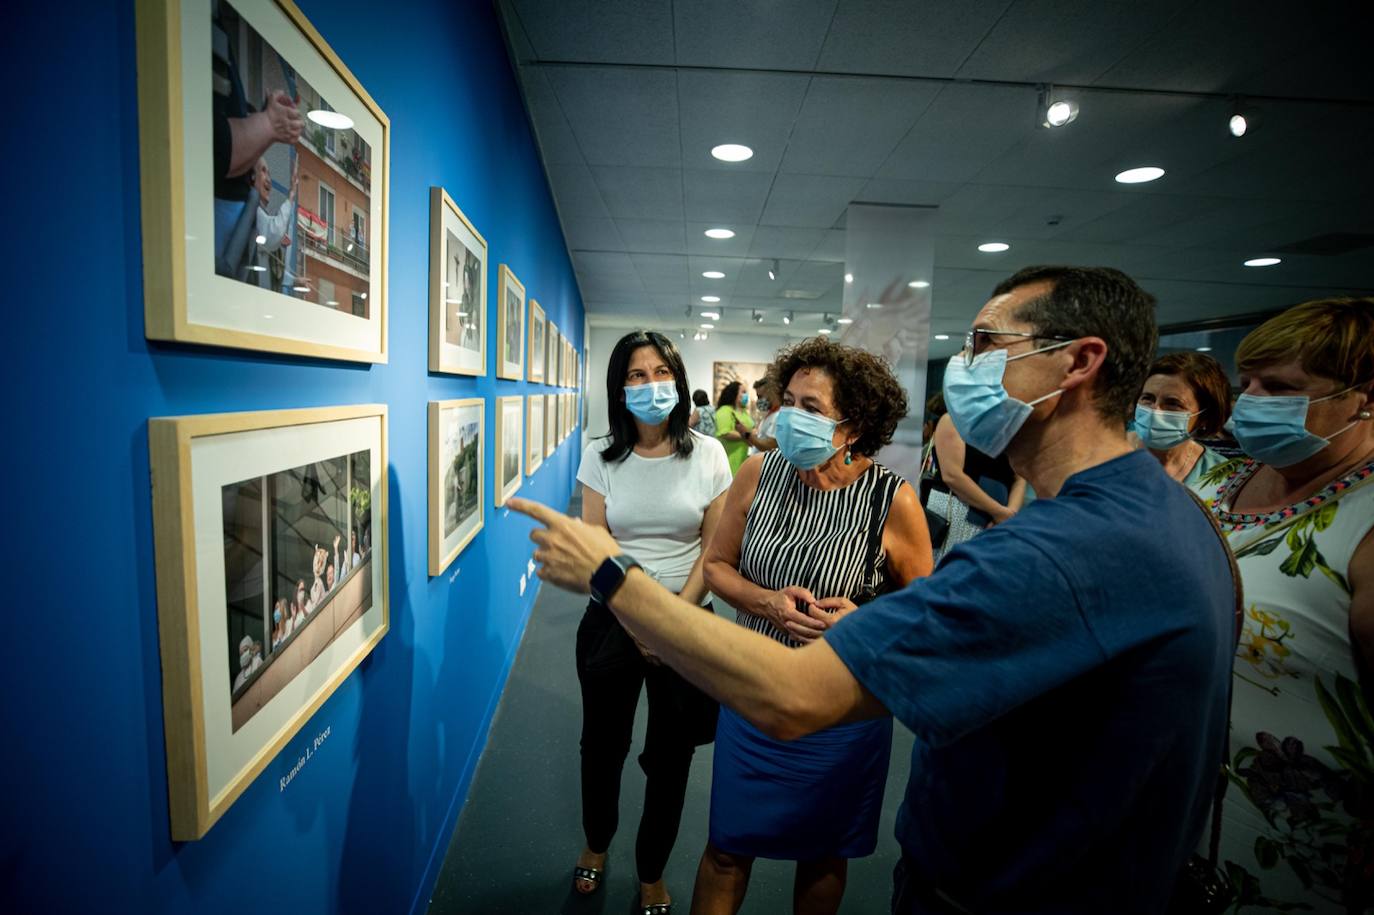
[{"left": 506, "top": 497, "right": 563, "bottom": 527}]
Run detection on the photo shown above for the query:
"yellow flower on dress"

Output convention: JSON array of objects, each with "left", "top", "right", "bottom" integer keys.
[{"left": 1237, "top": 605, "right": 1296, "bottom": 679}]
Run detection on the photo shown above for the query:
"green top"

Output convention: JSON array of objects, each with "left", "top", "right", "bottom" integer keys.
[{"left": 715, "top": 405, "right": 755, "bottom": 474}]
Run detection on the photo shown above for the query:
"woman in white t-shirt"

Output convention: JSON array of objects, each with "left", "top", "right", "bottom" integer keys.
[{"left": 572, "top": 330, "right": 732, "bottom": 915}]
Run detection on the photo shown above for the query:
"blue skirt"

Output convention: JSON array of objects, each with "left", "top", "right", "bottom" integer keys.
[{"left": 708, "top": 705, "right": 893, "bottom": 860}]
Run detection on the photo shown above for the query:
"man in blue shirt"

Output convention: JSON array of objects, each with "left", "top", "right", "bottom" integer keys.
[{"left": 512, "top": 265, "right": 1236, "bottom": 913}]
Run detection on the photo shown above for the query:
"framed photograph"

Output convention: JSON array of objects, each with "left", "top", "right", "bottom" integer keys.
[
  {"left": 527, "top": 300, "right": 545, "bottom": 383},
  {"left": 497, "top": 266, "right": 525, "bottom": 380},
  {"left": 149, "top": 404, "right": 388, "bottom": 839},
  {"left": 137, "top": 0, "right": 389, "bottom": 363},
  {"left": 543, "top": 394, "right": 555, "bottom": 458},
  {"left": 428, "top": 398, "right": 483, "bottom": 575},
  {"left": 555, "top": 331, "right": 566, "bottom": 388},
  {"left": 494, "top": 396, "right": 523, "bottom": 506},
  {"left": 526, "top": 396, "right": 544, "bottom": 474},
  {"left": 546, "top": 321, "right": 558, "bottom": 384},
  {"left": 429, "top": 188, "right": 486, "bottom": 376}
]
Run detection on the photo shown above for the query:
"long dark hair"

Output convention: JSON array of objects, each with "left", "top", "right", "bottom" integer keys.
[
  {"left": 716, "top": 381, "right": 741, "bottom": 409},
  {"left": 600, "top": 331, "right": 695, "bottom": 463}
]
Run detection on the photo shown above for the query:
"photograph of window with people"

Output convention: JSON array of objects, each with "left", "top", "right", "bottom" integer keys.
[
  {"left": 443, "top": 408, "right": 481, "bottom": 540},
  {"left": 222, "top": 448, "right": 373, "bottom": 732},
  {"left": 212, "top": 0, "right": 373, "bottom": 317},
  {"left": 444, "top": 229, "right": 482, "bottom": 354}
]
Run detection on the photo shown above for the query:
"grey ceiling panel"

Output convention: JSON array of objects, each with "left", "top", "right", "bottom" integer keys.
[
  {"left": 673, "top": 0, "right": 840, "bottom": 70},
  {"left": 877, "top": 84, "right": 1037, "bottom": 183},
  {"left": 810, "top": 229, "right": 848, "bottom": 262},
  {"left": 590, "top": 166, "right": 684, "bottom": 220},
  {"left": 630, "top": 253, "right": 691, "bottom": 293},
  {"left": 817, "top": 0, "right": 1014, "bottom": 77},
  {"left": 518, "top": 67, "right": 585, "bottom": 167},
  {"left": 857, "top": 178, "right": 962, "bottom": 207},
  {"left": 683, "top": 169, "right": 774, "bottom": 224},
  {"left": 747, "top": 226, "right": 829, "bottom": 260},
  {"left": 613, "top": 218, "right": 687, "bottom": 254},
  {"left": 561, "top": 217, "right": 625, "bottom": 252},
  {"left": 780, "top": 77, "right": 942, "bottom": 178},
  {"left": 547, "top": 67, "right": 681, "bottom": 167},
  {"left": 509, "top": 0, "right": 675, "bottom": 65},
  {"left": 545, "top": 163, "right": 610, "bottom": 219},
  {"left": 677, "top": 70, "right": 811, "bottom": 173},
  {"left": 760, "top": 174, "right": 867, "bottom": 228},
  {"left": 957, "top": 0, "right": 1191, "bottom": 85}
]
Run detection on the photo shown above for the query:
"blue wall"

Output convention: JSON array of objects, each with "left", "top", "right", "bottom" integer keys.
[{"left": 6, "top": 1, "right": 581, "bottom": 911}]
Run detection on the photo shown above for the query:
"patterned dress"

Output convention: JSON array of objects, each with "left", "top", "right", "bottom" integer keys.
[{"left": 1192, "top": 456, "right": 1374, "bottom": 913}]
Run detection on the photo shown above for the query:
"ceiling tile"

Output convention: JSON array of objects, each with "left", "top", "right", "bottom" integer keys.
[
  {"left": 876, "top": 83, "right": 1037, "bottom": 183},
  {"left": 780, "top": 77, "right": 942, "bottom": 177},
  {"left": 817, "top": 0, "right": 1014, "bottom": 77},
  {"left": 547, "top": 67, "right": 681, "bottom": 167},
  {"left": 677, "top": 70, "right": 812, "bottom": 173},
  {"left": 590, "top": 166, "right": 684, "bottom": 220},
  {"left": 760, "top": 174, "right": 867, "bottom": 228},
  {"left": 674, "top": 0, "right": 839, "bottom": 70},
  {"left": 683, "top": 169, "right": 773, "bottom": 223},
  {"left": 613, "top": 218, "right": 687, "bottom": 254},
  {"left": 517, "top": 67, "right": 584, "bottom": 166},
  {"left": 561, "top": 217, "right": 624, "bottom": 251},
  {"left": 545, "top": 163, "right": 609, "bottom": 219},
  {"left": 509, "top": 0, "right": 675, "bottom": 64}
]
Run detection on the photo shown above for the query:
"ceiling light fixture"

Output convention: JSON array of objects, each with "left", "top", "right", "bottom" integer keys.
[
  {"left": 934, "top": 334, "right": 951, "bottom": 341},
  {"left": 700, "top": 311, "right": 720, "bottom": 320},
  {"left": 1038, "top": 85, "right": 1079, "bottom": 128},
  {"left": 711, "top": 143, "right": 754, "bottom": 162},
  {"left": 837, "top": 316, "right": 853, "bottom": 325},
  {"left": 704, "top": 228, "right": 735, "bottom": 239},
  {"left": 701, "top": 295, "right": 720, "bottom": 303},
  {"left": 1115, "top": 166, "right": 1165, "bottom": 184},
  {"left": 1244, "top": 257, "right": 1281, "bottom": 267},
  {"left": 699, "top": 322, "right": 715, "bottom": 329},
  {"left": 818, "top": 327, "right": 833, "bottom": 335},
  {"left": 978, "top": 242, "right": 1010, "bottom": 253},
  {"left": 307, "top": 109, "right": 354, "bottom": 130},
  {"left": 782, "top": 311, "right": 793, "bottom": 325},
  {"left": 702, "top": 270, "right": 725, "bottom": 279},
  {"left": 865, "top": 302, "right": 883, "bottom": 309},
  {"left": 908, "top": 280, "right": 930, "bottom": 289},
  {"left": 844, "top": 273, "right": 853, "bottom": 284},
  {"left": 767, "top": 258, "right": 779, "bottom": 281},
  {"left": 1227, "top": 98, "right": 1256, "bottom": 138},
  {"left": 751, "top": 309, "right": 764, "bottom": 324}
]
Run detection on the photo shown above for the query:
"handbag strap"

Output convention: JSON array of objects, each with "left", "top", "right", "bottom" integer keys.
[{"left": 1185, "top": 488, "right": 1245, "bottom": 865}]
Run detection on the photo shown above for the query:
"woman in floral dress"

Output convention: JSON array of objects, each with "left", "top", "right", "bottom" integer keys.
[{"left": 1192, "top": 297, "right": 1374, "bottom": 913}]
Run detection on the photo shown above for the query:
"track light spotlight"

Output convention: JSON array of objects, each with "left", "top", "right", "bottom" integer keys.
[
  {"left": 767, "top": 259, "right": 779, "bottom": 281},
  {"left": 782, "top": 311, "right": 793, "bottom": 325},
  {"left": 1039, "top": 85, "right": 1079, "bottom": 128}
]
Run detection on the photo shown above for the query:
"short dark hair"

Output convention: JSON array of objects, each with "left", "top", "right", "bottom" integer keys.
[
  {"left": 716, "top": 381, "right": 742, "bottom": 409},
  {"left": 769, "top": 337, "right": 908, "bottom": 457},
  {"left": 692, "top": 389, "right": 710, "bottom": 407},
  {"left": 1145, "top": 352, "right": 1233, "bottom": 439},
  {"left": 992, "top": 266, "right": 1158, "bottom": 424},
  {"left": 600, "top": 331, "right": 695, "bottom": 463}
]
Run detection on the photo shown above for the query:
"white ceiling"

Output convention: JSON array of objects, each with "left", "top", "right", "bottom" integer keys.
[{"left": 497, "top": 0, "right": 1374, "bottom": 360}]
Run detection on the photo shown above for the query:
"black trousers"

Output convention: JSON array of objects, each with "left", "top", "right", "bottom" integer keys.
[{"left": 576, "top": 600, "right": 716, "bottom": 884}]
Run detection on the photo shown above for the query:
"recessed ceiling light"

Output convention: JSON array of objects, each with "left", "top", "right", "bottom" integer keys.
[
  {"left": 701, "top": 295, "right": 720, "bottom": 303},
  {"left": 1229, "top": 114, "right": 1249, "bottom": 138},
  {"left": 908, "top": 280, "right": 930, "bottom": 289},
  {"left": 704, "top": 228, "right": 735, "bottom": 239},
  {"left": 836, "top": 317, "right": 853, "bottom": 325},
  {"left": 844, "top": 273, "right": 853, "bottom": 283},
  {"left": 702, "top": 270, "right": 725, "bottom": 279},
  {"left": 307, "top": 109, "right": 354, "bottom": 131},
  {"left": 1115, "top": 166, "right": 1165, "bottom": 184},
  {"left": 700, "top": 311, "right": 720, "bottom": 320},
  {"left": 1244, "top": 257, "right": 1282, "bottom": 267},
  {"left": 934, "top": 334, "right": 951, "bottom": 341},
  {"left": 818, "top": 327, "right": 833, "bottom": 335},
  {"left": 699, "top": 323, "right": 715, "bottom": 329},
  {"left": 978, "top": 242, "right": 1010, "bottom": 253},
  {"left": 711, "top": 143, "right": 753, "bottom": 162},
  {"left": 1197, "top": 346, "right": 1213, "bottom": 352},
  {"left": 865, "top": 302, "right": 883, "bottom": 309}
]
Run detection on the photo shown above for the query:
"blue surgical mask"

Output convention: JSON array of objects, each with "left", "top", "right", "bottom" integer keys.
[
  {"left": 774, "top": 406, "right": 845, "bottom": 470},
  {"left": 1133, "top": 404, "right": 1199, "bottom": 451},
  {"left": 942, "top": 344, "right": 1072, "bottom": 457},
  {"left": 1230, "top": 388, "right": 1359, "bottom": 467},
  {"left": 273, "top": 608, "right": 282, "bottom": 624},
  {"left": 740, "top": 392, "right": 750, "bottom": 407},
  {"left": 624, "top": 381, "right": 678, "bottom": 425}
]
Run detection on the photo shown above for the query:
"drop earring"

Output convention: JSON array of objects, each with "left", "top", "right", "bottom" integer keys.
[
  {"left": 1360, "top": 410, "right": 1372, "bottom": 420},
  {"left": 844, "top": 446, "right": 853, "bottom": 465}
]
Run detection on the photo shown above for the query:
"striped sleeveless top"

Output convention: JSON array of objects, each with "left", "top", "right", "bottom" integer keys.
[{"left": 736, "top": 450, "right": 903, "bottom": 646}]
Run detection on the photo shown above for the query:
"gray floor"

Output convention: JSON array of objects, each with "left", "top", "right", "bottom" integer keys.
[{"left": 429, "top": 499, "right": 912, "bottom": 914}]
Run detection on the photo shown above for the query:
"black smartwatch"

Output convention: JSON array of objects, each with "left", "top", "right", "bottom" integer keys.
[{"left": 590, "top": 554, "right": 643, "bottom": 606}]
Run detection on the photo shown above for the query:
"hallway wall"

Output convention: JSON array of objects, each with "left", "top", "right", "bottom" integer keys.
[{"left": 6, "top": 1, "right": 582, "bottom": 912}]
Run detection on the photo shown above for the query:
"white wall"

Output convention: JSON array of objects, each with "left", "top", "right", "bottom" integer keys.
[{"left": 584, "top": 326, "right": 806, "bottom": 442}]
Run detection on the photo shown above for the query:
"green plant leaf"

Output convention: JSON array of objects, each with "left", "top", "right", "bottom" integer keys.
[
  {"left": 1286, "top": 525, "right": 1304, "bottom": 551},
  {"left": 1312, "top": 502, "right": 1339, "bottom": 531},
  {"left": 1314, "top": 556, "right": 1352, "bottom": 594},
  {"left": 1317, "top": 676, "right": 1361, "bottom": 753},
  {"left": 1326, "top": 745, "right": 1374, "bottom": 782},
  {"left": 1239, "top": 535, "right": 1285, "bottom": 558},
  {"left": 1336, "top": 674, "right": 1374, "bottom": 748}
]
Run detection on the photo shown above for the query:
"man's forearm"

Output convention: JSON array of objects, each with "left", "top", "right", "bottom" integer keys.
[{"left": 609, "top": 569, "right": 807, "bottom": 738}]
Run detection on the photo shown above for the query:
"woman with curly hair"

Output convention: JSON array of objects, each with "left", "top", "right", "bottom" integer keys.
[{"left": 694, "top": 337, "right": 934, "bottom": 914}]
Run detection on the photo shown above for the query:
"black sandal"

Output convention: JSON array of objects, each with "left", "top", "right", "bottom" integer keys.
[{"left": 572, "top": 864, "right": 602, "bottom": 894}]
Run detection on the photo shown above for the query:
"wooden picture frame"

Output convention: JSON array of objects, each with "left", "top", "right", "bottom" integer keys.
[
  {"left": 543, "top": 394, "right": 555, "bottom": 458},
  {"left": 494, "top": 396, "right": 523, "bottom": 505},
  {"left": 546, "top": 321, "right": 559, "bottom": 386},
  {"left": 149, "top": 403, "right": 389, "bottom": 839},
  {"left": 137, "top": 0, "right": 389, "bottom": 363},
  {"left": 428, "top": 398, "right": 484, "bottom": 575},
  {"left": 496, "top": 265, "right": 525, "bottom": 380},
  {"left": 428, "top": 188, "right": 486, "bottom": 376},
  {"left": 527, "top": 300, "right": 545, "bottom": 383},
  {"left": 526, "top": 395, "right": 544, "bottom": 474}
]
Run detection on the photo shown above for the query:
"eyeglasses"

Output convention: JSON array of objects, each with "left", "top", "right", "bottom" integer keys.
[{"left": 962, "top": 328, "right": 1073, "bottom": 367}]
